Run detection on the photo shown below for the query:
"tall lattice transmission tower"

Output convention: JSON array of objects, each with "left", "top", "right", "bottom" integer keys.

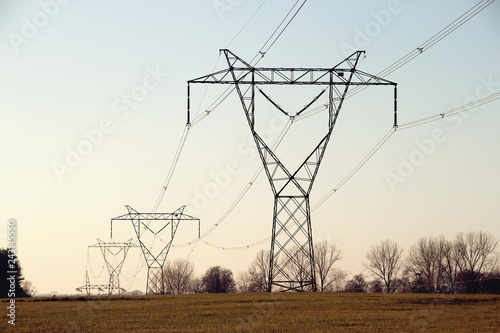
[
  {"left": 111, "top": 205, "right": 200, "bottom": 295},
  {"left": 188, "top": 49, "right": 397, "bottom": 291}
]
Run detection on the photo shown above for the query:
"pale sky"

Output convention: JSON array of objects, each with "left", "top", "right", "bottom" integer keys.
[{"left": 1, "top": 0, "right": 499, "bottom": 295}]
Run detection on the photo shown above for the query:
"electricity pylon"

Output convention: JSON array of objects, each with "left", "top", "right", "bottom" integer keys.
[
  {"left": 76, "top": 239, "right": 137, "bottom": 296},
  {"left": 90, "top": 238, "right": 137, "bottom": 295},
  {"left": 188, "top": 49, "right": 397, "bottom": 291},
  {"left": 111, "top": 205, "right": 200, "bottom": 295}
]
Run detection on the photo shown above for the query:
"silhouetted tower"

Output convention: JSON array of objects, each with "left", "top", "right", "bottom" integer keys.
[
  {"left": 76, "top": 239, "right": 136, "bottom": 296},
  {"left": 92, "top": 238, "right": 136, "bottom": 295},
  {"left": 111, "top": 205, "right": 200, "bottom": 295},
  {"left": 188, "top": 50, "right": 397, "bottom": 291}
]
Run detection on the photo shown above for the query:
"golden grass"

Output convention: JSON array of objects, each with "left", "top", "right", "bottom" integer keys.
[{"left": 1, "top": 292, "right": 499, "bottom": 332}]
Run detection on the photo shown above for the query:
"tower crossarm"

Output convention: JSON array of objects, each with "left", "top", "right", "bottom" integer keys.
[
  {"left": 188, "top": 67, "right": 396, "bottom": 86},
  {"left": 188, "top": 50, "right": 396, "bottom": 87},
  {"left": 110, "top": 205, "right": 200, "bottom": 238},
  {"left": 111, "top": 205, "right": 199, "bottom": 222}
]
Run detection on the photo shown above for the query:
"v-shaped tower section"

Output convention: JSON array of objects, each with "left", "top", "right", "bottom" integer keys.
[{"left": 189, "top": 50, "right": 397, "bottom": 291}]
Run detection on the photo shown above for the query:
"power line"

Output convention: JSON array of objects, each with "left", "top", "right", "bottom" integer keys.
[
  {"left": 202, "top": 236, "right": 270, "bottom": 251},
  {"left": 151, "top": 0, "right": 306, "bottom": 211},
  {"left": 152, "top": 125, "right": 190, "bottom": 213},
  {"left": 193, "top": 0, "right": 267, "bottom": 121},
  {"left": 249, "top": 0, "right": 308, "bottom": 63},
  {"left": 226, "top": 0, "right": 268, "bottom": 48},
  {"left": 312, "top": 128, "right": 395, "bottom": 211},
  {"left": 397, "top": 91, "right": 500, "bottom": 131},
  {"left": 189, "top": 0, "right": 308, "bottom": 127},
  {"left": 347, "top": 0, "right": 494, "bottom": 98},
  {"left": 367, "top": 0, "right": 457, "bottom": 58},
  {"left": 197, "top": 90, "right": 500, "bottom": 251},
  {"left": 159, "top": 0, "right": 495, "bottom": 252},
  {"left": 199, "top": 128, "right": 394, "bottom": 251},
  {"left": 172, "top": 118, "right": 294, "bottom": 249},
  {"left": 295, "top": 0, "right": 495, "bottom": 122},
  {"left": 152, "top": 0, "right": 308, "bottom": 213},
  {"left": 86, "top": 247, "right": 105, "bottom": 280}
]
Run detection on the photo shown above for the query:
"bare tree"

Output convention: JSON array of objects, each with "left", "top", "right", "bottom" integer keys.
[
  {"left": 454, "top": 231, "right": 498, "bottom": 293},
  {"left": 327, "top": 268, "right": 349, "bottom": 292},
  {"left": 443, "top": 239, "right": 462, "bottom": 294},
  {"left": 236, "top": 271, "right": 254, "bottom": 293},
  {"left": 247, "top": 250, "right": 271, "bottom": 292},
  {"left": 314, "top": 240, "right": 342, "bottom": 292},
  {"left": 190, "top": 277, "right": 204, "bottom": 294},
  {"left": 163, "top": 258, "right": 195, "bottom": 294},
  {"left": 406, "top": 236, "right": 448, "bottom": 293},
  {"left": 364, "top": 239, "right": 403, "bottom": 293},
  {"left": 282, "top": 245, "right": 312, "bottom": 291}
]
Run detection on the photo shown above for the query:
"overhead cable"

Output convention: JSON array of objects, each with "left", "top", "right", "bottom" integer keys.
[
  {"left": 295, "top": 0, "right": 495, "bottom": 122},
  {"left": 199, "top": 90, "right": 500, "bottom": 251},
  {"left": 173, "top": 0, "right": 496, "bottom": 251}
]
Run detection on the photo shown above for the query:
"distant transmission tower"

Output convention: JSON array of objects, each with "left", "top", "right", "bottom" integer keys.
[
  {"left": 188, "top": 49, "right": 397, "bottom": 291},
  {"left": 76, "top": 239, "right": 137, "bottom": 296},
  {"left": 111, "top": 205, "right": 200, "bottom": 295},
  {"left": 90, "top": 238, "right": 137, "bottom": 295}
]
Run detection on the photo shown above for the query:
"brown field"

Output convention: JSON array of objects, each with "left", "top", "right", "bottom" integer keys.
[{"left": 1, "top": 292, "right": 499, "bottom": 332}]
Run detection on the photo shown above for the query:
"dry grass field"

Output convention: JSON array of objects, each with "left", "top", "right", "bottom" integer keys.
[{"left": 1, "top": 292, "right": 499, "bottom": 332}]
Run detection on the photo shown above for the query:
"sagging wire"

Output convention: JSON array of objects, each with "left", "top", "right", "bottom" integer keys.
[
  {"left": 397, "top": 91, "right": 500, "bottom": 131},
  {"left": 295, "top": 0, "right": 495, "bottom": 122},
  {"left": 195, "top": 89, "right": 500, "bottom": 251},
  {"left": 173, "top": 118, "right": 294, "bottom": 250},
  {"left": 189, "top": 0, "right": 309, "bottom": 127},
  {"left": 153, "top": 0, "right": 308, "bottom": 213},
  {"left": 346, "top": 0, "right": 495, "bottom": 99}
]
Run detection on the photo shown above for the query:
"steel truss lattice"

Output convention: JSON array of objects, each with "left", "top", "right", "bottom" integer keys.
[
  {"left": 76, "top": 239, "right": 137, "bottom": 296},
  {"left": 90, "top": 238, "right": 137, "bottom": 296},
  {"left": 188, "top": 49, "right": 397, "bottom": 292},
  {"left": 76, "top": 271, "right": 127, "bottom": 296},
  {"left": 111, "top": 205, "right": 200, "bottom": 295}
]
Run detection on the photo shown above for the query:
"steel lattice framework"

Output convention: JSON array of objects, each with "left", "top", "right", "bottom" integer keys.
[
  {"left": 188, "top": 49, "right": 397, "bottom": 292},
  {"left": 76, "top": 271, "right": 127, "bottom": 296},
  {"left": 111, "top": 205, "right": 200, "bottom": 295},
  {"left": 90, "top": 238, "right": 137, "bottom": 296},
  {"left": 76, "top": 239, "right": 137, "bottom": 296}
]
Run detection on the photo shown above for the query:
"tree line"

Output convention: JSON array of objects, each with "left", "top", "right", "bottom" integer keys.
[
  {"left": 0, "top": 249, "right": 36, "bottom": 298},
  {"left": 160, "top": 231, "right": 499, "bottom": 295},
  {"left": 362, "top": 231, "right": 499, "bottom": 294}
]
